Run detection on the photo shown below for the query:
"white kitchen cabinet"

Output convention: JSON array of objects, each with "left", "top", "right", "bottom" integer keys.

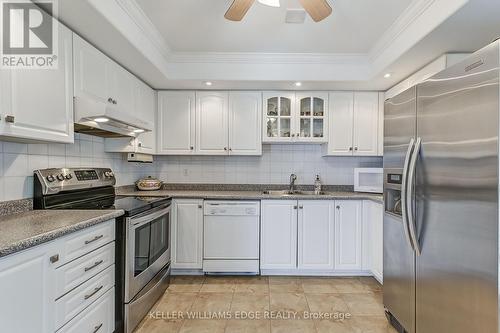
[
  {"left": 334, "top": 200, "right": 363, "bottom": 271},
  {"left": 261, "top": 200, "right": 298, "bottom": 270},
  {"left": 0, "top": 22, "right": 74, "bottom": 143},
  {"left": 363, "top": 200, "right": 383, "bottom": 283},
  {"left": 325, "top": 92, "right": 354, "bottom": 155},
  {"left": 323, "top": 92, "right": 381, "bottom": 156},
  {"left": 297, "top": 201, "right": 335, "bottom": 270},
  {"left": 105, "top": 81, "right": 156, "bottom": 154},
  {"left": 108, "top": 63, "right": 135, "bottom": 117},
  {"left": 262, "top": 92, "right": 295, "bottom": 142},
  {"left": 196, "top": 91, "right": 229, "bottom": 155},
  {"left": 228, "top": 92, "right": 262, "bottom": 155},
  {"left": 0, "top": 241, "right": 58, "bottom": 333},
  {"left": 172, "top": 199, "right": 204, "bottom": 270},
  {"left": 294, "top": 92, "right": 328, "bottom": 142},
  {"left": 353, "top": 92, "right": 380, "bottom": 156},
  {"left": 378, "top": 92, "right": 384, "bottom": 156},
  {"left": 157, "top": 91, "right": 196, "bottom": 155}
]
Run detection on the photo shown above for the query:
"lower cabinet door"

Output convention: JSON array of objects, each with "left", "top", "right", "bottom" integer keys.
[
  {"left": 261, "top": 200, "right": 298, "bottom": 270},
  {"left": 57, "top": 287, "right": 115, "bottom": 333},
  {"left": 370, "top": 201, "right": 384, "bottom": 282},
  {"left": 172, "top": 199, "right": 204, "bottom": 269},
  {"left": 334, "top": 200, "right": 363, "bottom": 271},
  {"left": 298, "top": 201, "right": 335, "bottom": 270},
  {"left": 0, "top": 241, "right": 57, "bottom": 333}
]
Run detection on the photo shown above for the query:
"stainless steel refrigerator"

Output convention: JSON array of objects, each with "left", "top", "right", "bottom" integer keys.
[{"left": 383, "top": 40, "right": 500, "bottom": 333}]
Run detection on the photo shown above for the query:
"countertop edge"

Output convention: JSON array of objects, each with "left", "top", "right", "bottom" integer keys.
[{"left": 0, "top": 210, "right": 125, "bottom": 259}]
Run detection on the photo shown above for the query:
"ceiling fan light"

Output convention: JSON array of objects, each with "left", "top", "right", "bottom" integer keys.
[{"left": 258, "top": 0, "right": 280, "bottom": 8}]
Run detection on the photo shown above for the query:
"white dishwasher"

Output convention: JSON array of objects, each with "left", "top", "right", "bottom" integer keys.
[{"left": 203, "top": 201, "right": 260, "bottom": 274}]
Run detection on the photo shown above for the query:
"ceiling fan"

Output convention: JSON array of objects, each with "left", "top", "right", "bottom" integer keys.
[{"left": 225, "top": 0, "right": 332, "bottom": 22}]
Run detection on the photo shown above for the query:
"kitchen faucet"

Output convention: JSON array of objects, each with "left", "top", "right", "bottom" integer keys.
[{"left": 289, "top": 174, "right": 297, "bottom": 193}]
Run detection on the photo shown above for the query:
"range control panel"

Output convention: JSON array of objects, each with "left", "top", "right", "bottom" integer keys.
[{"left": 34, "top": 168, "right": 116, "bottom": 195}]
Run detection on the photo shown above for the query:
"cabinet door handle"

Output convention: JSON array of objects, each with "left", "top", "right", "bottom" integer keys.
[
  {"left": 293, "top": 206, "right": 298, "bottom": 210},
  {"left": 92, "top": 323, "right": 103, "bottom": 333},
  {"left": 107, "top": 97, "right": 113, "bottom": 103},
  {"left": 354, "top": 147, "right": 358, "bottom": 151},
  {"left": 224, "top": 147, "right": 228, "bottom": 151},
  {"left": 190, "top": 146, "right": 194, "bottom": 150},
  {"left": 5, "top": 115, "right": 14, "bottom": 123},
  {"left": 299, "top": 205, "right": 304, "bottom": 209},
  {"left": 113, "top": 100, "right": 117, "bottom": 105},
  {"left": 336, "top": 205, "right": 340, "bottom": 210},
  {"left": 84, "top": 260, "right": 104, "bottom": 272},
  {"left": 84, "top": 285, "right": 103, "bottom": 300},
  {"left": 292, "top": 134, "right": 295, "bottom": 137},
  {"left": 85, "top": 234, "right": 104, "bottom": 245},
  {"left": 198, "top": 205, "right": 202, "bottom": 209},
  {"left": 349, "top": 147, "right": 353, "bottom": 151},
  {"left": 49, "top": 254, "right": 59, "bottom": 264}
]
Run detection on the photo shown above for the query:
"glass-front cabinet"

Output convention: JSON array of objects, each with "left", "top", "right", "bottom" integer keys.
[{"left": 263, "top": 92, "right": 328, "bottom": 143}]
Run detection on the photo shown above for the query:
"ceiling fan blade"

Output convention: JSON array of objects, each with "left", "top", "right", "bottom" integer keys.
[
  {"left": 225, "top": 0, "right": 256, "bottom": 21},
  {"left": 298, "top": 0, "right": 332, "bottom": 22}
]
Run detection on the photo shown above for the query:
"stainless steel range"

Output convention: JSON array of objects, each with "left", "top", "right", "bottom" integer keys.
[{"left": 33, "top": 168, "right": 171, "bottom": 333}]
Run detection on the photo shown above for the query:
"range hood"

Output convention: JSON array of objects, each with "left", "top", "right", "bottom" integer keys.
[{"left": 74, "top": 97, "right": 153, "bottom": 138}]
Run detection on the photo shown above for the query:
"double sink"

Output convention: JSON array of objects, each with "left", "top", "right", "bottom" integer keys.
[{"left": 262, "top": 190, "right": 327, "bottom": 196}]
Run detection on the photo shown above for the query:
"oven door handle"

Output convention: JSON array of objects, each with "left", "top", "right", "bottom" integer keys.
[{"left": 130, "top": 205, "right": 171, "bottom": 228}]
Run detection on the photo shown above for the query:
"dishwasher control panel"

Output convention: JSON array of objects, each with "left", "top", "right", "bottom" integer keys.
[{"left": 204, "top": 201, "right": 260, "bottom": 216}]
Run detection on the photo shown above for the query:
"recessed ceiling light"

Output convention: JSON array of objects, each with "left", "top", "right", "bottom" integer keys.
[
  {"left": 133, "top": 129, "right": 145, "bottom": 133},
  {"left": 94, "top": 117, "right": 109, "bottom": 123},
  {"left": 294, "top": 82, "right": 302, "bottom": 87},
  {"left": 258, "top": 0, "right": 280, "bottom": 8},
  {"left": 204, "top": 81, "right": 213, "bottom": 86},
  {"left": 384, "top": 73, "right": 392, "bottom": 78}
]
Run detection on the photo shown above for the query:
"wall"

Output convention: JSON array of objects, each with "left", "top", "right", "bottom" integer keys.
[
  {"left": 0, "top": 138, "right": 382, "bottom": 202},
  {"left": 0, "top": 134, "right": 156, "bottom": 202},
  {"left": 156, "top": 144, "right": 382, "bottom": 186}
]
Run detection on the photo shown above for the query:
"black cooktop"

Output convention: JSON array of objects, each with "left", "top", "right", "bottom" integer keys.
[{"left": 114, "top": 196, "right": 171, "bottom": 216}]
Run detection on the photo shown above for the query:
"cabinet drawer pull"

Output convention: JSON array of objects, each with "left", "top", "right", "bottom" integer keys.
[
  {"left": 84, "top": 285, "right": 103, "bottom": 300},
  {"left": 92, "top": 323, "right": 103, "bottom": 333},
  {"left": 85, "top": 234, "right": 104, "bottom": 245},
  {"left": 84, "top": 260, "right": 104, "bottom": 272},
  {"left": 50, "top": 254, "right": 59, "bottom": 264}
]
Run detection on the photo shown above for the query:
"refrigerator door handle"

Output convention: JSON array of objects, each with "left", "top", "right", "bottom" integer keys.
[
  {"left": 406, "top": 136, "right": 422, "bottom": 255},
  {"left": 401, "top": 137, "right": 416, "bottom": 251}
]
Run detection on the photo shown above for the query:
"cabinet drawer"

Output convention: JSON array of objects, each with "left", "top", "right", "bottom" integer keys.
[
  {"left": 59, "top": 221, "right": 115, "bottom": 265},
  {"left": 55, "top": 242, "right": 115, "bottom": 298},
  {"left": 55, "top": 265, "right": 114, "bottom": 330},
  {"left": 57, "top": 287, "right": 115, "bottom": 333}
]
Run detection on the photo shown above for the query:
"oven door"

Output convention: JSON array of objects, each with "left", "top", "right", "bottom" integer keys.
[{"left": 125, "top": 203, "right": 171, "bottom": 302}]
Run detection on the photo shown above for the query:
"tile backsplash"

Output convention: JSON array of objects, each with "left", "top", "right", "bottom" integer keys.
[{"left": 0, "top": 136, "right": 382, "bottom": 202}]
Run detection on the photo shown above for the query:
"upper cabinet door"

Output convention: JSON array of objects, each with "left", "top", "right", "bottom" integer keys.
[
  {"left": 73, "top": 34, "right": 111, "bottom": 104},
  {"left": 326, "top": 92, "right": 354, "bottom": 155},
  {"left": 262, "top": 92, "right": 295, "bottom": 142},
  {"left": 109, "top": 63, "right": 135, "bottom": 116},
  {"left": 353, "top": 92, "right": 379, "bottom": 156},
  {"left": 228, "top": 92, "right": 262, "bottom": 155},
  {"left": 195, "top": 91, "right": 229, "bottom": 155},
  {"left": 0, "top": 23, "right": 74, "bottom": 143},
  {"left": 295, "top": 92, "right": 328, "bottom": 143},
  {"left": 157, "top": 91, "right": 196, "bottom": 155},
  {"left": 135, "top": 82, "right": 156, "bottom": 154}
]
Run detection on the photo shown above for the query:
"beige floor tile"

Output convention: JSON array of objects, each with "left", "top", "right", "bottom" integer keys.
[
  {"left": 134, "top": 318, "right": 184, "bottom": 333},
  {"left": 270, "top": 292, "right": 310, "bottom": 317},
  {"left": 231, "top": 292, "right": 270, "bottom": 312},
  {"left": 178, "top": 319, "right": 226, "bottom": 333},
  {"left": 191, "top": 292, "right": 233, "bottom": 313},
  {"left": 200, "top": 276, "right": 237, "bottom": 293},
  {"left": 329, "top": 278, "right": 371, "bottom": 293},
  {"left": 305, "top": 294, "right": 350, "bottom": 314},
  {"left": 357, "top": 277, "right": 382, "bottom": 292},
  {"left": 301, "top": 278, "right": 339, "bottom": 294},
  {"left": 349, "top": 316, "right": 398, "bottom": 333},
  {"left": 169, "top": 276, "right": 205, "bottom": 293},
  {"left": 225, "top": 320, "right": 271, "bottom": 333},
  {"left": 155, "top": 291, "right": 198, "bottom": 315},
  {"left": 270, "top": 319, "right": 317, "bottom": 333},
  {"left": 315, "top": 319, "right": 354, "bottom": 333},
  {"left": 341, "top": 293, "right": 385, "bottom": 316},
  {"left": 269, "top": 277, "right": 303, "bottom": 293},
  {"left": 234, "top": 276, "right": 269, "bottom": 294}
]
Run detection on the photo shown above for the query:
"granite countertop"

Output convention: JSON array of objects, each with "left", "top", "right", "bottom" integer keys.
[
  {"left": 117, "top": 188, "right": 383, "bottom": 203},
  {"left": 0, "top": 210, "right": 124, "bottom": 258}
]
